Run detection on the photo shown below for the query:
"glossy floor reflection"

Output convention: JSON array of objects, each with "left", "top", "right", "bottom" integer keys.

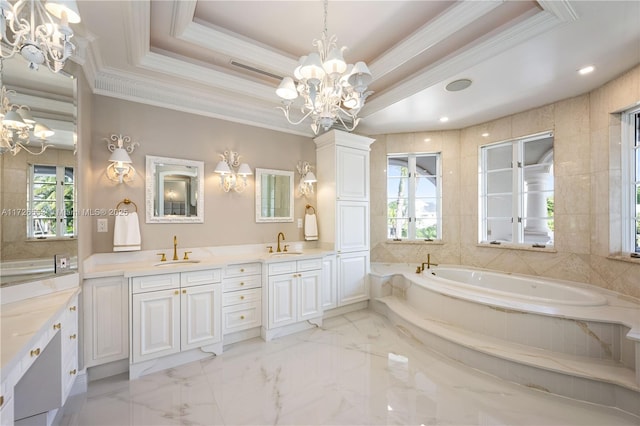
[{"left": 59, "top": 310, "right": 638, "bottom": 425}]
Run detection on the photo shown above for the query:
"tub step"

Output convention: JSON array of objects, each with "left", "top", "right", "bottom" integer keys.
[{"left": 377, "top": 295, "right": 638, "bottom": 392}]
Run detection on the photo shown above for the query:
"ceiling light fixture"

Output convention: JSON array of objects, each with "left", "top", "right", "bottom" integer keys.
[
  {"left": 445, "top": 79, "right": 472, "bottom": 92},
  {"left": 439, "top": 117, "right": 449, "bottom": 123},
  {"left": 578, "top": 65, "right": 594, "bottom": 75},
  {"left": 276, "top": 0, "right": 373, "bottom": 135},
  {"left": 0, "top": 0, "right": 82, "bottom": 72},
  {"left": 1, "top": 85, "right": 54, "bottom": 155}
]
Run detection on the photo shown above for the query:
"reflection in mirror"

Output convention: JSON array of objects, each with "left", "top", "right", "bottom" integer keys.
[
  {"left": 146, "top": 155, "right": 204, "bottom": 223},
  {"left": 255, "top": 168, "right": 294, "bottom": 223},
  {"left": 0, "top": 59, "right": 78, "bottom": 286}
]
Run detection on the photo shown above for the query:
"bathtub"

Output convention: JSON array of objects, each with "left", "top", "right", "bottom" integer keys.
[
  {"left": 369, "top": 263, "right": 640, "bottom": 417},
  {"left": 427, "top": 266, "right": 608, "bottom": 307}
]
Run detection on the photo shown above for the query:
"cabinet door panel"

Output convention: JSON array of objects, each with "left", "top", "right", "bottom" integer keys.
[
  {"left": 321, "top": 255, "right": 337, "bottom": 310},
  {"left": 181, "top": 284, "right": 222, "bottom": 351},
  {"left": 338, "top": 251, "right": 370, "bottom": 305},
  {"left": 336, "top": 146, "right": 369, "bottom": 200},
  {"left": 84, "top": 277, "right": 128, "bottom": 367},
  {"left": 268, "top": 275, "right": 296, "bottom": 328},
  {"left": 298, "top": 270, "right": 322, "bottom": 321},
  {"left": 132, "top": 290, "right": 180, "bottom": 363},
  {"left": 337, "top": 201, "right": 369, "bottom": 252}
]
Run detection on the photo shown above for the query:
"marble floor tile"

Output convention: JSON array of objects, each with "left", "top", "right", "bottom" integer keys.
[{"left": 58, "top": 310, "right": 638, "bottom": 426}]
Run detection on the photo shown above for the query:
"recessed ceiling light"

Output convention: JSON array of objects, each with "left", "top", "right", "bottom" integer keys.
[
  {"left": 481, "top": 132, "right": 490, "bottom": 137},
  {"left": 424, "top": 138, "right": 431, "bottom": 142},
  {"left": 445, "top": 79, "right": 472, "bottom": 92},
  {"left": 579, "top": 65, "right": 594, "bottom": 75},
  {"left": 440, "top": 117, "right": 449, "bottom": 123}
]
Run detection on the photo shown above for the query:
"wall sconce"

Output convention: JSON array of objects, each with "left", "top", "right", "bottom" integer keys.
[
  {"left": 214, "top": 150, "right": 252, "bottom": 193},
  {"left": 297, "top": 161, "right": 317, "bottom": 197},
  {"left": 105, "top": 134, "right": 140, "bottom": 184}
]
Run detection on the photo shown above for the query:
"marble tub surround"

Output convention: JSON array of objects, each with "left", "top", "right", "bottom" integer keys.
[
  {"left": 56, "top": 310, "right": 639, "bottom": 426},
  {"left": 1, "top": 272, "right": 79, "bottom": 305},
  {"left": 83, "top": 242, "right": 330, "bottom": 279},
  {"left": 370, "top": 263, "right": 640, "bottom": 416}
]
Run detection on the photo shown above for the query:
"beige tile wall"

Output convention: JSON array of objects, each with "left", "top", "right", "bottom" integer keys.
[{"left": 371, "top": 64, "right": 640, "bottom": 299}]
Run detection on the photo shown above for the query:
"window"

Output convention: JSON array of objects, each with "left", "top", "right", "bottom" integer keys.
[
  {"left": 479, "top": 132, "right": 554, "bottom": 246},
  {"left": 622, "top": 108, "right": 640, "bottom": 253},
  {"left": 387, "top": 153, "right": 441, "bottom": 240},
  {"left": 28, "top": 164, "right": 76, "bottom": 238}
]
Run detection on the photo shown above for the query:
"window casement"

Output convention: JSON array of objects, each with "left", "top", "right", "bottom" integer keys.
[
  {"left": 28, "top": 164, "right": 76, "bottom": 238},
  {"left": 386, "top": 153, "right": 441, "bottom": 241},
  {"left": 622, "top": 108, "right": 640, "bottom": 254},
  {"left": 479, "top": 132, "right": 554, "bottom": 246}
]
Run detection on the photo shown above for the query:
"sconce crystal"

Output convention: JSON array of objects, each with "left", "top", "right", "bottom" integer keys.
[
  {"left": 105, "top": 134, "right": 139, "bottom": 184},
  {"left": 214, "top": 150, "right": 252, "bottom": 193},
  {"left": 296, "top": 161, "right": 317, "bottom": 197}
]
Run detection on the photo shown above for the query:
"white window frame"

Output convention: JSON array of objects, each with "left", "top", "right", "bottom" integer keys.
[
  {"left": 27, "top": 164, "right": 76, "bottom": 239},
  {"left": 479, "top": 131, "right": 554, "bottom": 246},
  {"left": 386, "top": 152, "right": 442, "bottom": 241},
  {"left": 622, "top": 107, "right": 640, "bottom": 254}
]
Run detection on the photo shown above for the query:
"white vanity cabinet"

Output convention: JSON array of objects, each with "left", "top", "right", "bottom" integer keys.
[
  {"left": 7, "top": 292, "right": 79, "bottom": 426},
  {"left": 266, "top": 258, "right": 322, "bottom": 330},
  {"left": 222, "top": 262, "right": 262, "bottom": 336},
  {"left": 130, "top": 269, "right": 222, "bottom": 366},
  {"left": 315, "top": 130, "right": 375, "bottom": 310},
  {"left": 321, "top": 254, "right": 337, "bottom": 310},
  {"left": 83, "top": 276, "right": 129, "bottom": 367}
]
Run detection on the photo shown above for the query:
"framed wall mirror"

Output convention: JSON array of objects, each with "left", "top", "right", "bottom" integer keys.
[
  {"left": 1, "top": 58, "right": 78, "bottom": 287},
  {"left": 255, "top": 168, "right": 294, "bottom": 223},
  {"left": 146, "top": 155, "right": 204, "bottom": 223}
]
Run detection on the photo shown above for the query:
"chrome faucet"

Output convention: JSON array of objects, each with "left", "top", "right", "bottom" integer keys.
[
  {"left": 173, "top": 235, "right": 179, "bottom": 261},
  {"left": 277, "top": 232, "right": 285, "bottom": 252},
  {"left": 421, "top": 254, "right": 438, "bottom": 271}
]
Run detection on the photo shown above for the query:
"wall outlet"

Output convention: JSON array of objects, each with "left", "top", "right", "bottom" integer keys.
[
  {"left": 297, "top": 218, "right": 303, "bottom": 228},
  {"left": 97, "top": 218, "right": 108, "bottom": 233}
]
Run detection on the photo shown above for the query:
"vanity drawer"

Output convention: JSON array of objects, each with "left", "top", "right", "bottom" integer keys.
[
  {"left": 223, "top": 275, "right": 261, "bottom": 292},
  {"left": 181, "top": 269, "right": 222, "bottom": 287},
  {"left": 223, "top": 288, "right": 261, "bottom": 307},
  {"left": 297, "top": 258, "right": 322, "bottom": 272},
  {"left": 20, "top": 328, "right": 53, "bottom": 373},
  {"left": 267, "top": 261, "right": 296, "bottom": 276},
  {"left": 223, "top": 302, "right": 261, "bottom": 334},
  {"left": 131, "top": 273, "right": 180, "bottom": 293},
  {"left": 224, "top": 262, "right": 261, "bottom": 278},
  {"left": 61, "top": 349, "right": 78, "bottom": 401}
]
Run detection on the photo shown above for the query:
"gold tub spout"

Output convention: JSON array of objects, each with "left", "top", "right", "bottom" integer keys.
[{"left": 421, "top": 254, "right": 438, "bottom": 271}]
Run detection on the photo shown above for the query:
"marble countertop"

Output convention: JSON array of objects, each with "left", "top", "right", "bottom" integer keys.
[
  {"left": 370, "top": 262, "right": 640, "bottom": 343},
  {"left": 83, "top": 248, "right": 334, "bottom": 279},
  {"left": 1, "top": 287, "right": 80, "bottom": 382}
]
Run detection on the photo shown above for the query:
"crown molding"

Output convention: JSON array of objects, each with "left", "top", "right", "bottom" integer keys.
[
  {"left": 171, "top": 0, "right": 196, "bottom": 37},
  {"left": 370, "top": 0, "right": 502, "bottom": 81},
  {"left": 537, "top": 0, "right": 578, "bottom": 22},
  {"left": 363, "top": 8, "right": 564, "bottom": 116},
  {"left": 126, "top": 0, "right": 150, "bottom": 65}
]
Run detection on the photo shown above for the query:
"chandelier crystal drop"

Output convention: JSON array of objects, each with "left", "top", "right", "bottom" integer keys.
[
  {"left": 0, "top": 0, "right": 82, "bottom": 72},
  {"left": 276, "top": 0, "right": 373, "bottom": 135}
]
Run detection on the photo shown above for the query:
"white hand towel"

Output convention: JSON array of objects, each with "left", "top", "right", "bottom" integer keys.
[
  {"left": 113, "top": 211, "right": 141, "bottom": 251},
  {"left": 304, "top": 213, "right": 318, "bottom": 241}
]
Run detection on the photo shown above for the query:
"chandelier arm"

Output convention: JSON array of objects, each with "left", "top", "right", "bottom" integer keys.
[
  {"left": 276, "top": 106, "right": 314, "bottom": 126},
  {"left": 335, "top": 113, "right": 360, "bottom": 132},
  {"left": 15, "top": 141, "right": 51, "bottom": 155}
]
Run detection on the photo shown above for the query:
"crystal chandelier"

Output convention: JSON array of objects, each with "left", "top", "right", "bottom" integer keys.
[
  {"left": 0, "top": 0, "right": 82, "bottom": 72},
  {"left": 1, "top": 85, "right": 54, "bottom": 155},
  {"left": 276, "top": 0, "right": 373, "bottom": 135}
]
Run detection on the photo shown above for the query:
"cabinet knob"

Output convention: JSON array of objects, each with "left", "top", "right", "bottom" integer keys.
[
  {"left": 0, "top": 395, "right": 3, "bottom": 407},
  {"left": 240, "top": 295, "right": 245, "bottom": 300},
  {"left": 182, "top": 289, "right": 187, "bottom": 294},
  {"left": 70, "top": 334, "right": 77, "bottom": 340},
  {"left": 240, "top": 268, "right": 245, "bottom": 273},
  {"left": 69, "top": 369, "right": 77, "bottom": 375},
  {"left": 174, "top": 290, "right": 179, "bottom": 295},
  {"left": 30, "top": 348, "right": 41, "bottom": 357},
  {"left": 240, "top": 282, "right": 245, "bottom": 286},
  {"left": 69, "top": 305, "right": 77, "bottom": 312},
  {"left": 240, "top": 315, "right": 245, "bottom": 320},
  {"left": 53, "top": 323, "right": 61, "bottom": 330}
]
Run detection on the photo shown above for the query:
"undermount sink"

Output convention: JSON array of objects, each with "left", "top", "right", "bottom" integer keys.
[
  {"left": 270, "top": 251, "right": 304, "bottom": 257},
  {"left": 153, "top": 260, "right": 201, "bottom": 267}
]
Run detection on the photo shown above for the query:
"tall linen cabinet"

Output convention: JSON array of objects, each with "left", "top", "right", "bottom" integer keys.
[{"left": 314, "top": 130, "right": 375, "bottom": 307}]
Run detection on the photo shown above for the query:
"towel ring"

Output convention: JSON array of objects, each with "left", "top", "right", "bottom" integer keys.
[
  {"left": 116, "top": 198, "right": 138, "bottom": 212},
  {"left": 305, "top": 204, "right": 316, "bottom": 214}
]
